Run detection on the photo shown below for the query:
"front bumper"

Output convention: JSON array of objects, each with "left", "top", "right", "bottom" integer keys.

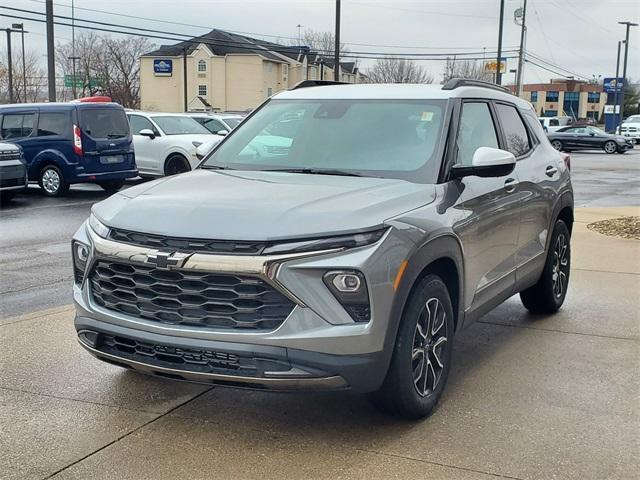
[
  {"left": 72, "top": 222, "right": 411, "bottom": 392},
  {"left": 0, "top": 159, "right": 27, "bottom": 191}
]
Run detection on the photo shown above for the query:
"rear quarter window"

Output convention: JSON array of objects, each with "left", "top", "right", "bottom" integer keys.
[
  {"left": 37, "top": 112, "right": 68, "bottom": 136},
  {"left": 495, "top": 104, "right": 531, "bottom": 157},
  {"left": 79, "top": 108, "right": 129, "bottom": 139}
]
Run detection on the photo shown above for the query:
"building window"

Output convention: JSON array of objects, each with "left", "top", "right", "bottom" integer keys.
[
  {"left": 587, "top": 92, "right": 600, "bottom": 103},
  {"left": 586, "top": 111, "right": 599, "bottom": 122},
  {"left": 544, "top": 110, "right": 558, "bottom": 117},
  {"left": 545, "top": 91, "right": 559, "bottom": 102},
  {"left": 282, "top": 64, "right": 288, "bottom": 82},
  {"left": 197, "top": 60, "right": 207, "bottom": 72},
  {"left": 198, "top": 85, "right": 207, "bottom": 96},
  {"left": 267, "top": 87, "right": 273, "bottom": 97},
  {"left": 530, "top": 91, "right": 538, "bottom": 103},
  {"left": 564, "top": 91, "right": 579, "bottom": 101}
]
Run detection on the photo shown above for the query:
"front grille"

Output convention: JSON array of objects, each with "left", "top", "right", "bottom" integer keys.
[
  {"left": 0, "top": 151, "right": 21, "bottom": 162},
  {"left": 0, "top": 177, "right": 25, "bottom": 188},
  {"left": 89, "top": 260, "right": 295, "bottom": 330},
  {"left": 108, "top": 228, "right": 266, "bottom": 255}
]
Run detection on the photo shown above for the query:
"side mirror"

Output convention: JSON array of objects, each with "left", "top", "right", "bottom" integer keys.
[
  {"left": 589, "top": 132, "right": 595, "bottom": 136},
  {"left": 451, "top": 147, "right": 516, "bottom": 179},
  {"left": 217, "top": 129, "right": 229, "bottom": 136},
  {"left": 195, "top": 138, "right": 221, "bottom": 160},
  {"left": 139, "top": 129, "right": 155, "bottom": 139}
]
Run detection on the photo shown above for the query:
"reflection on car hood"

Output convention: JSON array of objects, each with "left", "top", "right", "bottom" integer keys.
[{"left": 93, "top": 169, "right": 436, "bottom": 241}]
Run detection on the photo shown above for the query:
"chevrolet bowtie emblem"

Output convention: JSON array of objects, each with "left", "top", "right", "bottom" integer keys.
[{"left": 146, "top": 252, "right": 190, "bottom": 269}]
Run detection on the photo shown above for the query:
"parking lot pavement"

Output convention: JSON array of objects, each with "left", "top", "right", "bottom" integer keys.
[{"left": 1, "top": 206, "right": 638, "bottom": 480}]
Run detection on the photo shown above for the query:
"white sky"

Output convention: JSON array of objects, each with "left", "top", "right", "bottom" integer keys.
[{"left": 3, "top": 0, "right": 640, "bottom": 84}]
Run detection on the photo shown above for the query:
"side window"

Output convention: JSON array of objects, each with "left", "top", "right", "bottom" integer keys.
[
  {"left": 456, "top": 102, "right": 499, "bottom": 166},
  {"left": 550, "top": 119, "right": 559, "bottom": 126},
  {"left": 128, "top": 115, "right": 156, "bottom": 135},
  {"left": 37, "top": 112, "right": 67, "bottom": 136},
  {"left": 495, "top": 104, "right": 531, "bottom": 157},
  {"left": 1, "top": 113, "right": 35, "bottom": 139}
]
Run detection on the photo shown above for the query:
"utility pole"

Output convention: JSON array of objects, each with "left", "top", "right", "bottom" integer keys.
[
  {"left": 5, "top": 29, "right": 14, "bottom": 103},
  {"left": 296, "top": 24, "right": 302, "bottom": 45},
  {"left": 11, "top": 24, "right": 27, "bottom": 102},
  {"left": 496, "top": 0, "right": 505, "bottom": 85},
  {"left": 612, "top": 40, "right": 624, "bottom": 131},
  {"left": 515, "top": 0, "right": 527, "bottom": 96},
  {"left": 334, "top": 0, "right": 341, "bottom": 81},
  {"left": 183, "top": 47, "right": 188, "bottom": 112},
  {"left": 46, "top": 0, "right": 56, "bottom": 102},
  {"left": 617, "top": 21, "right": 638, "bottom": 125}
]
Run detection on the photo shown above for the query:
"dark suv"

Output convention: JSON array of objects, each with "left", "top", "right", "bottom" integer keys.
[
  {"left": 72, "top": 80, "right": 573, "bottom": 419},
  {"left": 0, "top": 100, "right": 136, "bottom": 196}
]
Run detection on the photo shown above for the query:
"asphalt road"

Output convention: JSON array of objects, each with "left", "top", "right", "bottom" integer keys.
[{"left": 1, "top": 148, "right": 639, "bottom": 317}]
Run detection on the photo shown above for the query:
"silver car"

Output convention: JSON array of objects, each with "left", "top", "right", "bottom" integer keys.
[{"left": 72, "top": 79, "right": 573, "bottom": 419}]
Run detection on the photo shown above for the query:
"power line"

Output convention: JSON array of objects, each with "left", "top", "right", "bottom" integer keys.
[{"left": 0, "top": 7, "right": 519, "bottom": 60}]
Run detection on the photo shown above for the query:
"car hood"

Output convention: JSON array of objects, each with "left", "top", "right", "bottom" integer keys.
[{"left": 93, "top": 169, "right": 436, "bottom": 241}]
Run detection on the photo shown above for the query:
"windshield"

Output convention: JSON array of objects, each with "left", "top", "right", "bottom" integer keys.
[
  {"left": 80, "top": 108, "right": 129, "bottom": 139},
  {"left": 222, "top": 117, "right": 242, "bottom": 129},
  {"left": 202, "top": 99, "right": 446, "bottom": 182},
  {"left": 152, "top": 116, "right": 211, "bottom": 135},
  {"left": 625, "top": 115, "right": 640, "bottom": 124}
]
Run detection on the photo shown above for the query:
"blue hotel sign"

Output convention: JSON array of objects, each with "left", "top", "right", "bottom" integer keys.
[
  {"left": 153, "top": 59, "right": 173, "bottom": 76},
  {"left": 603, "top": 77, "right": 623, "bottom": 93}
]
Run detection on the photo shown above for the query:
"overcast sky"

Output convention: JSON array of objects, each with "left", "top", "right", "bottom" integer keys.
[{"left": 3, "top": 0, "right": 639, "bottom": 84}]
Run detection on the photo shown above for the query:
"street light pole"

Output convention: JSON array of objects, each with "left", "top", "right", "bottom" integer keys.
[
  {"left": 5, "top": 29, "right": 14, "bottom": 103},
  {"left": 334, "top": 0, "right": 341, "bottom": 81},
  {"left": 617, "top": 21, "right": 638, "bottom": 125},
  {"left": 11, "top": 24, "right": 27, "bottom": 102},
  {"left": 515, "top": 0, "right": 528, "bottom": 95},
  {"left": 496, "top": 0, "right": 505, "bottom": 85},
  {"left": 612, "top": 40, "right": 624, "bottom": 131}
]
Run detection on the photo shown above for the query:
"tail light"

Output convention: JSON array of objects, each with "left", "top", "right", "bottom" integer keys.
[
  {"left": 560, "top": 152, "right": 571, "bottom": 171},
  {"left": 73, "top": 124, "right": 83, "bottom": 156}
]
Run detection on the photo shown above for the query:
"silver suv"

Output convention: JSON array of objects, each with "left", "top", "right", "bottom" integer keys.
[{"left": 72, "top": 80, "right": 573, "bottom": 419}]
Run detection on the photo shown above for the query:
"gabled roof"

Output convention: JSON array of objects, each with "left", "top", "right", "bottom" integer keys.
[{"left": 142, "top": 29, "right": 308, "bottom": 63}]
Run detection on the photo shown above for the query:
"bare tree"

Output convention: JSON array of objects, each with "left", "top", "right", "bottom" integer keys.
[
  {"left": 367, "top": 57, "right": 434, "bottom": 84},
  {"left": 300, "top": 29, "right": 348, "bottom": 55},
  {"left": 442, "top": 58, "right": 493, "bottom": 83},
  {"left": 0, "top": 50, "right": 47, "bottom": 103},
  {"left": 55, "top": 31, "right": 154, "bottom": 107}
]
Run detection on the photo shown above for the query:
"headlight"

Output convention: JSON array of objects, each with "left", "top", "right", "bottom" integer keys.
[
  {"left": 323, "top": 270, "right": 370, "bottom": 322},
  {"left": 262, "top": 228, "right": 387, "bottom": 255},
  {"left": 88, "top": 213, "right": 110, "bottom": 238},
  {"left": 72, "top": 240, "right": 90, "bottom": 284}
]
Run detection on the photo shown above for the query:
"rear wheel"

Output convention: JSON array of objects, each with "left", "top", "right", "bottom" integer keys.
[
  {"left": 551, "top": 140, "right": 563, "bottom": 151},
  {"left": 520, "top": 220, "right": 571, "bottom": 314},
  {"left": 603, "top": 141, "right": 617, "bottom": 154},
  {"left": 98, "top": 180, "right": 125, "bottom": 193},
  {"left": 39, "top": 165, "right": 69, "bottom": 197},
  {"left": 164, "top": 154, "right": 191, "bottom": 176},
  {"left": 370, "top": 274, "right": 454, "bottom": 419}
]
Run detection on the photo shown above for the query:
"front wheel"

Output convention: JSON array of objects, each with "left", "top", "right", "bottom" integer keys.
[
  {"left": 520, "top": 220, "right": 571, "bottom": 313},
  {"left": 551, "top": 140, "right": 563, "bottom": 151},
  {"left": 98, "top": 180, "right": 125, "bottom": 193},
  {"left": 370, "top": 275, "right": 455, "bottom": 419},
  {"left": 603, "top": 141, "right": 617, "bottom": 154},
  {"left": 39, "top": 165, "right": 69, "bottom": 197},
  {"left": 164, "top": 154, "right": 191, "bottom": 176}
]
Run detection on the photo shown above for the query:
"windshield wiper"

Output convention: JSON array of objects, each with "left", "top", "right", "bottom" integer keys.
[
  {"left": 200, "top": 165, "right": 234, "bottom": 170},
  {"left": 261, "top": 168, "right": 363, "bottom": 177}
]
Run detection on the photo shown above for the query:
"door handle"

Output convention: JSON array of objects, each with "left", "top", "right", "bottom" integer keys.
[
  {"left": 504, "top": 178, "right": 518, "bottom": 192},
  {"left": 545, "top": 165, "right": 558, "bottom": 177}
]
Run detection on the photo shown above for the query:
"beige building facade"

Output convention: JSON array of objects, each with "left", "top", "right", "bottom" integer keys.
[{"left": 140, "top": 30, "right": 366, "bottom": 113}]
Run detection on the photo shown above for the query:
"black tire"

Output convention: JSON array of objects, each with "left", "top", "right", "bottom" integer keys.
[
  {"left": 551, "top": 140, "right": 563, "bottom": 151},
  {"left": 520, "top": 220, "right": 571, "bottom": 314},
  {"left": 98, "top": 180, "right": 125, "bottom": 193},
  {"left": 38, "top": 164, "right": 69, "bottom": 197},
  {"left": 369, "top": 274, "right": 455, "bottom": 419},
  {"left": 164, "top": 154, "right": 191, "bottom": 176},
  {"left": 603, "top": 141, "right": 617, "bottom": 154}
]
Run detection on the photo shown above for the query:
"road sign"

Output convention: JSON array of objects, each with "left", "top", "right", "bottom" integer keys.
[
  {"left": 604, "top": 105, "right": 621, "bottom": 114},
  {"left": 603, "top": 77, "right": 624, "bottom": 93},
  {"left": 485, "top": 58, "right": 507, "bottom": 74},
  {"left": 64, "top": 74, "right": 103, "bottom": 89}
]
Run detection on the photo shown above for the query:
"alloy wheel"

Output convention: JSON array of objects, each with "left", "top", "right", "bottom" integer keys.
[
  {"left": 551, "top": 140, "right": 562, "bottom": 151},
  {"left": 552, "top": 233, "right": 569, "bottom": 298},
  {"left": 412, "top": 297, "right": 448, "bottom": 397},
  {"left": 42, "top": 168, "right": 60, "bottom": 194},
  {"left": 604, "top": 141, "right": 617, "bottom": 154}
]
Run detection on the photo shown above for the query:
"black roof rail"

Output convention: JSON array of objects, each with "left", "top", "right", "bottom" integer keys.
[
  {"left": 442, "top": 78, "right": 511, "bottom": 93},
  {"left": 291, "top": 80, "right": 348, "bottom": 90}
]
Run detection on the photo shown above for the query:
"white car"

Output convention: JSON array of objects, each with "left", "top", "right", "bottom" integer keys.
[
  {"left": 189, "top": 113, "right": 245, "bottom": 136},
  {"left": 538, "top": 116, "right": 573, "bottom": 133},
  {"left": 617, "top": 115, "right": 640, "bottom": 144},
  {"left": 126, "top": 112, "right": 223, "bottom": 177}
]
